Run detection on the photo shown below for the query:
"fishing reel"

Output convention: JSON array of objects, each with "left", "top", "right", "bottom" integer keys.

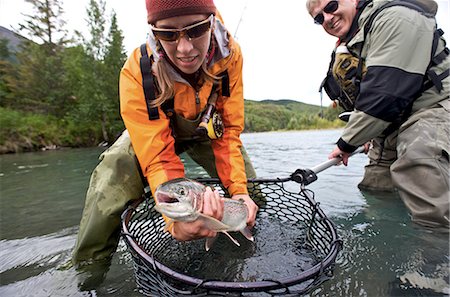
[{"left": 195, "top": 105, "right": 224, "bottom": 140}]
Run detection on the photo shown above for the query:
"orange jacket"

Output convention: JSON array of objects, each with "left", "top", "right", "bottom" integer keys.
[{"left": 119, "top": 22, "right": 248, "bottom": 197}]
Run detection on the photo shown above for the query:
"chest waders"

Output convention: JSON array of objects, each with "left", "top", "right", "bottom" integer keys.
[
  {"left": 318, "top": 0, "right": 449, "bottom": 193},
  {"left": 72, "top": 44, "right": 257, "bottom": 265}
]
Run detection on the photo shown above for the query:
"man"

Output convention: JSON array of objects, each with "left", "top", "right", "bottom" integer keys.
[{"left": 307, "top": 0, "right": 449, "bottom": 229}]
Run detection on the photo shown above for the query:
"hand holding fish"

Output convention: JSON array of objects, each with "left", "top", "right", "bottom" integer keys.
[
  {"left": 154, "top": 178, "right": 254, "bottom": 250},
  {"left": 231, "top": 194, "right": 258, "bottom": 228},
  {"left": 171, "top": 187, "right": 223, "bottom": 241}
]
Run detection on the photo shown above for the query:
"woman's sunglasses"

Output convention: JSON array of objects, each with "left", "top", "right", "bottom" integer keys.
[
  {"left": 151, "top": 15, "right": 214, "bottom": 42},
  {"left": 314, "top": 0, "right": 339, "bottom": 25}
]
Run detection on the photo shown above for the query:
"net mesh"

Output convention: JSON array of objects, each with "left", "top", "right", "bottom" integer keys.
[{"left": 121, "top": 177, "right": 341, "bottom": 296}]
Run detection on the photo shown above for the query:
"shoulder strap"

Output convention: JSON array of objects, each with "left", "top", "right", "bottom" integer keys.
[
  {"left": 139, "top": 43, "right": 160, "bottom": 120},
  {"left": 219, "top": 70, "right": 230, "bottom": 97}
]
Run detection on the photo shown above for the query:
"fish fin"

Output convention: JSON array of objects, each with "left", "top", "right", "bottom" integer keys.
[
  {"left": 197, "top": 213, "right": 230, "bottom": 230},
  {"left": 221, "top": 231, "right": 240, "bottom": 247},
  {"left": 240, "top": 227, "right": 254, "bottom": 242},
  {"left": 205, "top": 236, "right": 217, "bottom": 251},
  {"left": 164, "top": 219, "right": 174, "bottom": 232}
]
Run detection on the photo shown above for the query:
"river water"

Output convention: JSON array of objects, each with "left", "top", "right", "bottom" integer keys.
[{"left": 0, "top": 129, "right": 448, "bottom": 296}]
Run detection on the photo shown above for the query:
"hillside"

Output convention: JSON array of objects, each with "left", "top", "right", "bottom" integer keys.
[
  {"left": 244, "top": 99, "right": 342, "bottom": 132},
  {"left": 0, "top": 26, "right": 27, "bottom": 63},
  {"left": 0, "top": 26, "right": 26, "bottom": 50},
  {"left": 259, "top": 99, "right": 321, "bottom": 113}
]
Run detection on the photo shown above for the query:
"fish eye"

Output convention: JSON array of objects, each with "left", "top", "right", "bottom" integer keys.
[{"left": 177, "top": 187, "right": 187, "bottom": 196}]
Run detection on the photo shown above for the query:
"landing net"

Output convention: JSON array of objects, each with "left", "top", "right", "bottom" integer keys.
[{"left": 121, "top": 174, "right": 341, "bottom": 296}]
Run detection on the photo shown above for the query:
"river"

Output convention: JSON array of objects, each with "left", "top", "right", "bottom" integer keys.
[{"left": 0, "top": 129, "right": 448, "bottom": 296}]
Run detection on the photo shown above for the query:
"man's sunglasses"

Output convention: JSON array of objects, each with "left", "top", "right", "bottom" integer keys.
[
  {"left": 151, "top": 15, "right": 214, "bottom": 42},
  {"left": 314, "top": 0, "right": 339, "bottom": 25}
]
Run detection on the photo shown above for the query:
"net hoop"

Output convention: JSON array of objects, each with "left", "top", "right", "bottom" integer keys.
[{"left": 121, "top": 176, "right": 341, "bottom": 295}]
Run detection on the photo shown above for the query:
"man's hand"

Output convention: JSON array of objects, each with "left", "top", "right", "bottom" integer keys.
[
  {"left": 363, "top": 141, "right": 371, "bottom": 153},
  {"left": 231, "top": 194, "right": 258, "bottom": 227},
  {"left": 328, "top": 146, "right": 351, "bottom": 166}
]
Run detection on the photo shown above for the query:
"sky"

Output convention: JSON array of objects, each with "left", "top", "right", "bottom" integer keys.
[{"left": 0, "top": 0, "right": 449, "bottom": 106}]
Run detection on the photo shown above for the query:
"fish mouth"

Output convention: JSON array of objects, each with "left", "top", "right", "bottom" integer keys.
[{"left": 155, "top": 192, "right": 179, "bottom": 204}]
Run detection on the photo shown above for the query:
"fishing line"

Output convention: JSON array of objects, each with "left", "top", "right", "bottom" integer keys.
[{"left": 233, "top": 0, "right": 249, "bottom": 39}]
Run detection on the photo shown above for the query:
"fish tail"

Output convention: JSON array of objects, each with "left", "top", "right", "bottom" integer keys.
[
  {"left": 240, "top": 227, "right": 254, "bottom": 242},
  {"left": 221, "top": 231, "right": 241, "bottom": 247}
]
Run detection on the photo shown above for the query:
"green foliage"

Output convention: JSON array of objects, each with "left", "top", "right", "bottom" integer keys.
[
  {"left": 0, "top": 0, "right": 127, "bottom": 152},
  {"left": 12, "top": 0, "right": 73, "bottom": 116},
  {"left": 67, "top": 1, "right": 126, "bottom": 143},
  {"left": 0, "top": 107, "right": 105, "bottom": 153},
  {"left": 0, "top": 39, "right": 17, "bottom": 107},
  {"left": 0, "top": 39, "right": 11, "bottom": 60},
  {"left": 244, "top": 99, "right": 345, "bottom": 132}
]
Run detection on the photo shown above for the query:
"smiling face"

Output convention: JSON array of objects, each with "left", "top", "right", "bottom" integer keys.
[
  {"left": 154, "top": 14, "right": 212, "bottom": 74},
  {"left": 310, "top": 0, "right": 358, "bottom": 39}
]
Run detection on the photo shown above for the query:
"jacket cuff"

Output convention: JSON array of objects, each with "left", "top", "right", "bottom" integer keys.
[
  {"left": 228, "top": 182, "right": 248, "bottom": 196},
  {"left": 337, "top": 137, "right": 358, "bottom": 153}
]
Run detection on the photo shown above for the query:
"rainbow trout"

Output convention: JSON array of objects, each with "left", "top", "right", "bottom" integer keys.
[{"left": 154, "top": 177, "right": 254, "bottom": 250}]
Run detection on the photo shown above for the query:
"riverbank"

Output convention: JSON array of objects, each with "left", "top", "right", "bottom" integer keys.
[
  {"left": 1, "top": 126, "right": 345, "bottom": 154},
  {"left": 0, "top": 107, "right": 123, "bottom": 154},
  {"left": 0, "top": 101, "right": 344, "bottom": 154}
]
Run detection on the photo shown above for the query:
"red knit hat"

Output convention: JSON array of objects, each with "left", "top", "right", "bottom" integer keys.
[{"left": 146, "top": 0, "right": 216, "bottom": 24}]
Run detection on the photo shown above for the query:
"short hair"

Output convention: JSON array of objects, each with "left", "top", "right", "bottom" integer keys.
[{"left": 306, "top": 0, "right": 321, "bottom": 15}]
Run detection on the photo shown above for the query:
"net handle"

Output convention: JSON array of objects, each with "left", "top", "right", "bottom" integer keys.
[
  {"left": 290, "top": 146, "right": 365, "bottom": 186},
  {"left": 311, "top": 146, "right": 365, "bottom": 174}
]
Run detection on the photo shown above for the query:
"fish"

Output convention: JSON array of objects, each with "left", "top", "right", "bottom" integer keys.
[{"left": 154, "top": 177, "right": 254, "bottom": 251}]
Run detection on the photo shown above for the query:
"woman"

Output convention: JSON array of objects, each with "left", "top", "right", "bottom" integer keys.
[
  {"left": 72, "top": 0, "right": 258, "bottom": 265},
  {"left": 120, "top": 0, "right": 259, "bottom": 241}
]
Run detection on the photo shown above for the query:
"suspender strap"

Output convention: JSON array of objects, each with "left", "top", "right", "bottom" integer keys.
[
  {"left": 220, "top": 71, "right": 230, "bottom": 97},
  {"left": 423, "top": 29, "right": 449, "bottom": 93},
  {"left": 423, "top": 68, "right": 450, "bottom": 92},
  {"left": 432, "top": 45, "right": 449, "bottom": 66},
  {"left": 430, "top": 29, "right": 448, "bottom": 67},
  {"left": 161, "top": 98, "right": 175, "bottom": 117},
  {"left": 139, "top": 43, "right": 160, "bottom": 120}
]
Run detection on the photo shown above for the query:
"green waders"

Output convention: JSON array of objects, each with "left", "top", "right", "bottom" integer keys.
[
  {"left": 358, "top": 132, "right": 398, "bottom": 192},
  {"left": 72, "top": 113, "right": 257, "bottom": 264},
  {"left": 358, "top": 100, "right": 450, "bottom": 229},
  {"left": 391, "top": 101, "right": 449, "bottom": 229}
]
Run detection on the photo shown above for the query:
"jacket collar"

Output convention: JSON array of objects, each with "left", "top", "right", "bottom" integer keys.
[{"left": 341, "top": 0, "right": 373, "bottom": 44}]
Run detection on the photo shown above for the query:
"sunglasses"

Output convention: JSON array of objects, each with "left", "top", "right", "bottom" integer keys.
[
  {"left": 314, "top": 0, "right": 339, "bottom": 25},
  {"left": 151, "top": 15, "right": 214, "bottom": 42}
]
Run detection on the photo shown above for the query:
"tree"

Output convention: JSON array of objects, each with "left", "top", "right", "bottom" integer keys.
[
  {"left": 68, "top": 0, "right": 127, "bottom": 143},
  {"left": 14, "top": 0, "right": 73, "bottom": 116},
  {"left": 103, "top": 12, "right": 127, "bottom": 135},
  {"left": 0, "top": 39, "right": 17, "bottom": 108}
]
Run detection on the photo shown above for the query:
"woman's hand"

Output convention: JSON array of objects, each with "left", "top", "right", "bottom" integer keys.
[
  {"left": 170, "top": 187, "right": 224, "bottom": 241},
  {"left": 231, "top": 194, "right": 258, "bottom": 228}
]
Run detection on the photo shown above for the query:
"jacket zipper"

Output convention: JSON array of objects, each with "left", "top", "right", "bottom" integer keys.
[{"left": 195, "top": 91, "right": 200, "bottom": 114}]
